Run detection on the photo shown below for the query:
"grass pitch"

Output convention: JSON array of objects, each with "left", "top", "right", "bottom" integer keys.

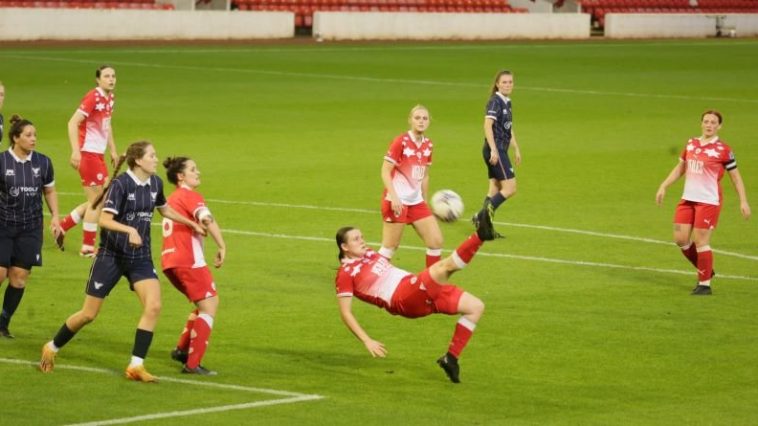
[{"left": 0, "top": 39, "right": 757, "bottom": 425}]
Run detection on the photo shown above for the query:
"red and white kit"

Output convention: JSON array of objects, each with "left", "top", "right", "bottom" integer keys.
[
  {"left": 77, "top": 87, "right": 114, "bottom": 154},
  {"left": 680, "top": 137, "right": 736, "bottom": 205},
  {"left": 335, "top": 249, "right": 462, "bottom": 318},
  {"left": 383, "top": 131, "right": 433, "bottom": 205},
  {"left": 161, "top": 186, "right": 216, "bottom": 302},
  {"left": 675, "top": 137, "right": 737, "bottom": 229}
]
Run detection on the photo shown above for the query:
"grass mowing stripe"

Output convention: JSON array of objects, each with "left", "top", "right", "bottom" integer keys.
[{"left": 2, "top": 53, "right": 756, "bottom": 104}]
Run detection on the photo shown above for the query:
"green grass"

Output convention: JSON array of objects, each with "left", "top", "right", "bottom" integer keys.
[{"left": 0, "top": 39, "right": 757, "bottom": 425}]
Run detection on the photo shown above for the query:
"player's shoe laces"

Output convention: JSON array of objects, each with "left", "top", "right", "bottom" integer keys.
[
  {"left": 691, "top": 285, "right": 712, "bottom": 296},
  {"left": 39, "top": 343, "right": 56, "bottom": 373},
  {"left": 475, "top": 205, "right": 496, "bottom": 241},
  {"left": 182, "top": 364, "right": 218, "bottom": 376},
  {"left": 125, "top": 365, "right": 158, "bottom": 383},
  {"left": 171, "top": 348, "right": 189, "bottom": 364},
  {"left": 437, "top": 352, "right": 461, "bottom": 383},
  {"left": 0, "top": 326, "right": 14, "bottom": 339},
  {"left": 54, "top": 230, "right": 65, "bottom": 251}
]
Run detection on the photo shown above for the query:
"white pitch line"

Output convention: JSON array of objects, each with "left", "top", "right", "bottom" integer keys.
[
  {"left": 0, "top": 357, "right": 323, "bottom": 426},
  {"left": 54, "top": 192, "right": 758, "bottom": 262},
  {"left": 220, "top": 229, "right": 758, "bottom": 282},
  {"left": 63, "top": 396, "right": 324, "bottom": 426},
  {"left": 2, "top": 54, "right": 757, "bottom": 104}
]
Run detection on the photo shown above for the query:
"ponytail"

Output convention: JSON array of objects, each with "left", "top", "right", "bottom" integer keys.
[{"left": 92, "top": 154, "right": 127, "bottom": 209}]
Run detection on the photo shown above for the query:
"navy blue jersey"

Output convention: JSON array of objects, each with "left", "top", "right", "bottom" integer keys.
[
  {"left": 484, "top": 93, "right": 513, "bottom": 151},
  {"left": 100, "top": 170, "right": 166, "bottom": 260},
  {"left": 0, "top": 150, "right": 55, "bottom": 230}
]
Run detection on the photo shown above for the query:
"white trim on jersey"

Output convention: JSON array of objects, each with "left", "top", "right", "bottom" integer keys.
[{"left": 126, "top": 169, "right": 150, "bottom": 186}]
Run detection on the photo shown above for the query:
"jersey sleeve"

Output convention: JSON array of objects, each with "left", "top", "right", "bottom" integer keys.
[
  {"left": 187, "top": 191, "right": 210, "bottom": 222},
  {"left": 335, "top": 269, "right": 354, "bottom": 298},
  {"left": 724, "top": 148, "right": 737, "bottom": 171},
  {"left": 154, "top": 177, "right": 167, "bottom": 208},
  {"left": 102, "top": 179, "right": 124, "bottom": 215},
  {"left": 77, "top": 92, "right": 96, "bottom": 117},
  {"left": 43, "top": 156, "right": 55, "bottom": 187},
  {"left": 485, "top": 96, "right": 499, "bottom": 120},
  {"left": 384, "top": 136, "right": 404, "bottom": 165}
]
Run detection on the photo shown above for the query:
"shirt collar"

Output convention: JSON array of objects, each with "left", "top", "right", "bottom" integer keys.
[
  {"left": 126, "top": 169, "right": 151, "bottom": 186},
  {"left": 8, "top": 149, "right": 33, "bottom": 163},
  {"left": 496, "top": 92, "right": 510, "bottom": 103},
  {"left": 95, "top": 87, "right": 109, "bottom": 97}
]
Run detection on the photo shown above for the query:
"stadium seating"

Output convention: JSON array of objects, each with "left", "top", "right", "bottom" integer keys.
[
  {"left": 233, "top": 0, "right": 521, "bottom": 28},
  {"left": 0, "top": 0, "right": 175, "bottom": 9},
  {"left": 577, "top": 0, "right": 758, "bottom": 27}
]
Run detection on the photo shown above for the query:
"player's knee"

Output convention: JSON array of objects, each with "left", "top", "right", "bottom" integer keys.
[
  {"left": 144, "top": 300, "right": 162, "bottom": 318},
  {"left": 472, "top": 298, "right": 485, "bottom": 316},
  {"left": 79, "top": 312, "right": 98, "bottom": 325}
]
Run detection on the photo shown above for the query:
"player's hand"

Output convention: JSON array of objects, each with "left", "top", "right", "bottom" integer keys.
[
  {"left": 655, "top": 187, "right": 666, "bottom": 206},
  {"left": 127, "top": 228, "right": 143, "bottom": 248},
  {"left": 70, "top": 151, "right": 81, "bottom": 170},
  {"left": 390, "top": 195, "right": 403, "bottom": 217},
  {"left": 190, "top": 221, "right": 207, "bottom": 237},
  {"left": 49, "top": 219, "right": 63, "bottom": 241},
  {"left": 514, "top": 149, "right": 522, "bottom": 166},
  {"left": 488, "top": 151, "right": 500, "bottom": 166},
  {"left": 110, "top": 151, "right": 120, "bottom": 168},
  {"left": 740, "top": 202, "right": 751, "bottom": 220},
  {"left": 214, "top": 247, "right": 226, "bottom": 268},
  {"left": 364, "top": 339, "right": 387, "bottom": 358}
]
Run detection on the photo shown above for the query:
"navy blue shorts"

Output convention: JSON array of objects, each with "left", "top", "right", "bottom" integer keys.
[
  {"left": 482, "top": 145, "right": 516, "bottom": 181},
  {"left": 0, "top": 225, "right": 43, "bottom": 270},
  {"left": 85, "top": 253, "right": 159, "bottom": 298}
]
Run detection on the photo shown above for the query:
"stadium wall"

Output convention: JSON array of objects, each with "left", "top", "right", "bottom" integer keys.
[
  {"left": 0, "top": 9, "right": 294, "bottom": 40},
  {"left": 604, "top": 13, "right": 758, "bottom": 38},
  {"left": 312, "top": 12, "right": 591, "bottom": 40}
]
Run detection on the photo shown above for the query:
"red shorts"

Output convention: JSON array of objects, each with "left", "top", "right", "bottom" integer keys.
[
  {"left": 674, "top": 199, "right": 721, "bottom": 230},
  {"left": 381, "top": 199, "right": 433, "bottom": 224},
  {"left": 78, "top": 152, "right": 108, "bottom": 187},
  {"left": 163, "top": 266, "right": 217, "bottom": 303},
  {"left": 389, "top": 269, "right": 463, "bottom": 318}
]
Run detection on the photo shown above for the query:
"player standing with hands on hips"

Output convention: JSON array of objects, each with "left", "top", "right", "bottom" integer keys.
[
  {"left": 656, "top": 110, "right": 751, "bottom": 295},
  {"left": 473, "top": 70, "right": 522, "bottom": 238},
  {"left": 58, "top": 65, "right": 119, "bottom": 257}
]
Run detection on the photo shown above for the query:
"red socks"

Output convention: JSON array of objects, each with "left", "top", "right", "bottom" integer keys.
[
  {"left": 696, "top": 246, "right": 713, "bottom": 285},
  {"left": 176, "top": 309, "right": 198, "bottom": 352},
  {"left": 448, "top": 317, "right": 476, "bottom": 358},
  {"left": 186, "top": 313, "right": 213, "bottom": 369},
  {"left": 679, "top": 242, "right": 698, "bottom": 268},
  {"left": 453, "top": 234, "right": 484, "bottom": 267}
]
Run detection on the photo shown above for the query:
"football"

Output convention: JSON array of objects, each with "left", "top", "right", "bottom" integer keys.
[{"left": 431, "top": 189, "right": 464, "bottom": 222}]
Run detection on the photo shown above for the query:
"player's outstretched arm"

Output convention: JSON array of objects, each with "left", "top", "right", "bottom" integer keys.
[{"left": 338, "top": 297, "right": 387, "bottom": 358}]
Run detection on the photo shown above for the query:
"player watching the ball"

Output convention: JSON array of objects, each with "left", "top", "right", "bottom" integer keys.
[{"left": 379, "top": 104, "right": 444, "bottom": 267}]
